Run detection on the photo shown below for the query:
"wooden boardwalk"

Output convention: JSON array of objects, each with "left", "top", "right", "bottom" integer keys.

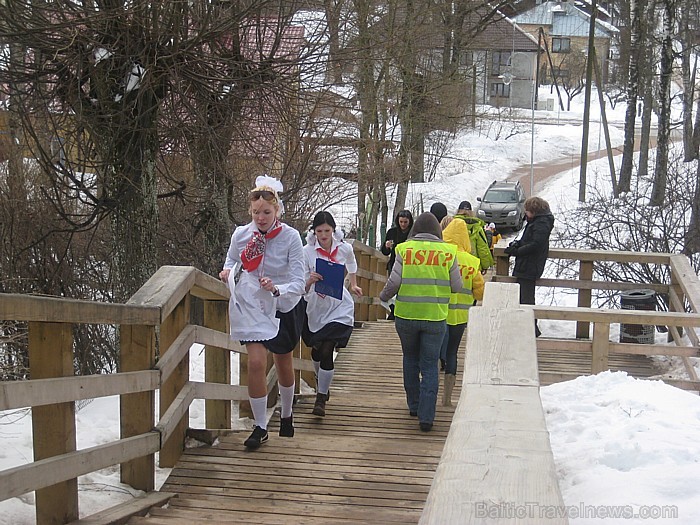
[
  {"left": 130, "top": 319, "right": 654, "bottom": 524},
  {"left": 131, "top": 320, "right": 460, "bottom": 524}
]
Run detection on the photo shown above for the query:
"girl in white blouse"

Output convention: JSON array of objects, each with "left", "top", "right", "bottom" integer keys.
[
  {"left": 303, "top": 211, "right": 362, "bottom": 417},
  {"left": 220, "top": 176, "right": 305, "bottom": 450}
]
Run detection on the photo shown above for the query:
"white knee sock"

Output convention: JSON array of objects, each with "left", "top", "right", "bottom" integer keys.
[
  {"left": 249, "top": 395, "right": 268, "bottom": 430},
  {"left": 279, "top": 383, "right": 295, "bottom": 419},
  {"left": 317, "top": 368, "right": 334, "bottom": 395}
]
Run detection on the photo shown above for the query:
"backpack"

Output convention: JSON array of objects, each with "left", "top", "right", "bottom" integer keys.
[{"left": 484, "top": 229, "right": 494, "bottom": 249}]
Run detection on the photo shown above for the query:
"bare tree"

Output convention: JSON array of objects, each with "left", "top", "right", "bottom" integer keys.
[
  {"left": 649, "top": 0, "right": 677, "bottom": 206},
  {"left": 618, "top": 0, "right": 644, "bottom": 194}
]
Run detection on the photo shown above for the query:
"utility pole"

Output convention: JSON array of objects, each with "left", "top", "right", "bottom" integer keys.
[{"left": 579, "top": 0, "right": 597, "bottom": 202}]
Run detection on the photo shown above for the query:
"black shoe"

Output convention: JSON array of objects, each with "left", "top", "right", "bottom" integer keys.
[
  {"left": 419, "top": 422, "right": 433, "bottom": 432},
  {"left": 279, "top": 416, "right": 294, "bottom": 437},
  {"left": 312, "top": 392, "right": 328, "bottom": 417},
  {"left": 409, "top": 410, "right": 418, "bottom": 417},
  {"left": 244, "top": 426, "right": 268, "bottom": 449}
]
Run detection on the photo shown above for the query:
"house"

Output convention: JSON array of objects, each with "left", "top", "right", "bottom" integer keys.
[
  {"left": 513, "top": 0, "right": 618, "bottom": 88},
  {"left": 461, "top": 16, "right": 542, "bottom": 110}
]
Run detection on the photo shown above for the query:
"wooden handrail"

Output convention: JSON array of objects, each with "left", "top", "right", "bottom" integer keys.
[
  {"left": 492, "top": 246, "right": 700, "bottom": 386},
  {"left": 421, "top": 282, "right": 568, "bottom": 524},
  {"left": 0, "top": 293, "right": 160, "bottom": 324},
  {"left": 0, "top": 259, "right": 390, "bottom": 522}
]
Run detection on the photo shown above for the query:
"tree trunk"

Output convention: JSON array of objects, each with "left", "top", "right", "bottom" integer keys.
[
  {"left": 684, "top": 160, "right": 700, "bottom": 254},
  {"left": 618, "top": 0, "right": 642, "bottom": 194},
  {"left": 637, "top": 83, "right": 654, "bottom": 181},
  {"left": 324, "top": 0, "right": 343, "bottom": 85},
  {"left": 109, "top": 96, "right": 160, "bottom": 302},
  {"left": 680, "top": 7, "right": 696, "bottom": 162},
  {"left": 650, "top": 0, "right": 675, "bottom": 206}
]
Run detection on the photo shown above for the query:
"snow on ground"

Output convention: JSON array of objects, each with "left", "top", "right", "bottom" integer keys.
[{"left": 2, "top": 87, "right": 700, "bottom": 523}]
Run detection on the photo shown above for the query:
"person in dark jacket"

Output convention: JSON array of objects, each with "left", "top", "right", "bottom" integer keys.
[
  {"left": 503, "top": 196, "right": 554, "bottom": 337},
  {"left": 429, "top": 202, "right": 448, "bottom": 223},
  {"left": 381, "top": 210, "right": 414, "bottom": 319}
]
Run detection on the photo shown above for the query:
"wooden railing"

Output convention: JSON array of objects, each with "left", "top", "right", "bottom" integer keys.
[
  {"left": 0, "top": 242, "right": 388, "bottom": 524},
  {"left": 422, "top": 282, "right": 568, "bottom": 524},
  {"left": 493, "top": 245, "right": 700, "bottom": 390}
]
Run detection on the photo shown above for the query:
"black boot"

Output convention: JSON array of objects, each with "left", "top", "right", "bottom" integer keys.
[{"left": 312, "top": 392, "right": 328, "bottom": 417}]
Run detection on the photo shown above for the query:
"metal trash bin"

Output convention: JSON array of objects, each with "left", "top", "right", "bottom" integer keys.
[{"left": 619, "top": 289, "right": 656, "bottom": 344}]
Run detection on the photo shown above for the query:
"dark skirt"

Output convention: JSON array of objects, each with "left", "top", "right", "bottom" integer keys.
[
  {"left": 241, "top": 299, "right": 305, "bottom": 355},
  {"left": 302, "top": 320, "right": 353, "bottom": 349}
]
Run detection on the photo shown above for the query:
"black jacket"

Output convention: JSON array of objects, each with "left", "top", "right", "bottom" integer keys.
[
  {"left": 381, "top": 217, "right": 413, "bottom": 272},
  {"left": 509, "top": 212, "right": 555, "bottom": 280}
]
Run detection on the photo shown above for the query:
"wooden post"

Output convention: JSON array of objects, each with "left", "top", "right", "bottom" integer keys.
[
  {"left": 159, "top": 295, "right": 190, "bottom": 468},
  {"left": 204, "top": 300, "right": 230, "bottom": 429},
  {"left": 359, "top": 253, "right": 371, "bottom": 321},
  {"left": 591, "top": 321, "right": 610, "bottom": 374},
  {"left": 576, "top": 260, "right": 593, "bottom": 339},
  {"left": 369, "top": 256, "right": 380, "bottom": 321},
  {"left": 120, "top": 324, "right": 156, "bottom": 491},
  {"left": 266, "top": 351, "right": 278, "bottom": 408},
  {"left": 29, "top": 321, "right": 79, "bottom": 525},
  {"left": 239, "top": 344, "right": 251, "bottom": 419},
  {"left": 495, "top": 254, "right": 510, "bottom": 279},
  {"left": 299, "top": 340, "right": 316, "bottom": 392}
]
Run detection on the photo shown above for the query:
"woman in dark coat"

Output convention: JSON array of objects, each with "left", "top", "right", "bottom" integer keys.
[
  {"left": 504, "top": 196, "right": 554, "bottom": 337},
  {"left": 381, "top": 210, "right": 414, "bottom": 319}
]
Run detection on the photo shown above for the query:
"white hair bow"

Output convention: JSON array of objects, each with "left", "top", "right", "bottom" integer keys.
[{"left": 255, "top": 175, "right": 284, "bottom": 194}]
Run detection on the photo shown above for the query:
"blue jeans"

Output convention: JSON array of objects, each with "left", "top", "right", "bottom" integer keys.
[
  {"left": 394, "top": 318, "right": 446, "bottom": 424},
  {"left": 443, "top": 323, "right": 466, "bottom": 375}
]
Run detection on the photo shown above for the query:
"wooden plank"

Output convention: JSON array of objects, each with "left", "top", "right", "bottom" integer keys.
[
  {"left": 576, "top": 260, "right": 593, "bottom": 338},
  {"left": 464, "top": 306, "right": 539, "bottom": 386},
  {"left": 120, "top": 324, "right": 156, "bottom": 492},
  {"left": 0, "top": 370, "right": 159, "bottom": 410},
  {"left": 494, "top": 246, "right": 671, "bottom": 265},
  {"left": 0, "top": 293, "right": 159, "bottom": 325},
  {"left": 421, "top": 384, "right": 566, "bottom": 524},
  {"left": 204, "top": 299, "right": 231, "bottom": 429},
  {"left": 155, "top": 324, "right": 196, "bottom": 384},
  {"left": 532, "top": 305, "right": 700, "bottom": 327},
  {"left": 29, "top": 321, "right": 79, "bottom": 524},
  {"left": 70, "top": 491, "right": 176, "bottom": 525},
  {"left": 480, "top": 281, "right": 520, "bottom": 308},
  {"left": 591, "top": 322, "right": 611, "bottom": 374},
  {"left": 156, "top": 382, "right": 196, "bottom": 446},
  {"left": 192, "top": 269, "right": 229, "bottom": 301},
  {"left": 159, "top": 295, "right": 190, "bottom": 468},
  {"left": 0, "top": 433, "right": 160, "bottom": 502},
  {"left": 127, "top": 266, "right": 195, "bottom": 322},
  {"left": 194, "top": 381, "right": 247, "bottom": 402},
  {"left": 495, "top": 276, "right": 669, "bottom": 294},
  {"left": 670, "top": 254, "right": 700, "bottom": 312},
  {"left": 536, "top": 337, "right": 700, "bottom": 357}
]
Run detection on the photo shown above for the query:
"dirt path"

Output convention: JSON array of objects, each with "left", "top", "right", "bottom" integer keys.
[{"left": 509, "top": 135, "right": 660, "bottom": 196}]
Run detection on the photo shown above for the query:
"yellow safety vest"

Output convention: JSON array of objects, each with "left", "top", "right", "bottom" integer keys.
[
  {"left": 447, "top": 251, "right": 480, "bottom": 326},
  {"left": 394, "top": 240, "right": 457, "bottom": 321}
]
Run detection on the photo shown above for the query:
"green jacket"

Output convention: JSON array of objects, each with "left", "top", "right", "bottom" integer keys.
[{"left": 455, "top": 214, "right": 494, "bottom": 270}]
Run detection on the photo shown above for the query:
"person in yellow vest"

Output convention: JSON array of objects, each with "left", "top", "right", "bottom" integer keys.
[
  {"left": 440, "top": 218, "right": 484, "bottom": 406},
  {"left": 379, "top": 212, "right": 462, "bottom": 432}
]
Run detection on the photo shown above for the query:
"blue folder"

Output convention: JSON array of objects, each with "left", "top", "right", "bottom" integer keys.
[{"left": 314, "top": 258, "right": 345, "bottom": 300}]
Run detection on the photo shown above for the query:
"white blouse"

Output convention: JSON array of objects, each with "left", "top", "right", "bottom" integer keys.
[
  {"left": 224, "top": 222, "right": 305, "bottom": 341},
  {"left": 303, "top": 233, "right": 358, "bottom": 332}
]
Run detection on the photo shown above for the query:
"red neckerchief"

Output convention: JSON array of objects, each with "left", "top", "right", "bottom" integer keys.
[
  {"left": 241, "top": 220, "right": 283, "bottom": 272},
  {"left": 316, "top": 245, "right": 339, "bottom": 262}
]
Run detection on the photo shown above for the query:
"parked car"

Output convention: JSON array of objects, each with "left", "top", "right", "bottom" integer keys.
[{"left": 476, "top": 180, "right": 526, "bottom": 231}]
